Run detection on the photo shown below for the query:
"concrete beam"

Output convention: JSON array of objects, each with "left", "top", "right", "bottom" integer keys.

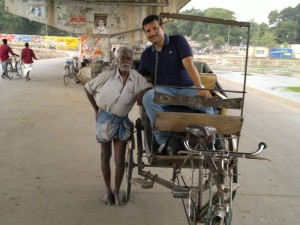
[{"left": 4, "top": 0, "right": 190, "bottom": 39}]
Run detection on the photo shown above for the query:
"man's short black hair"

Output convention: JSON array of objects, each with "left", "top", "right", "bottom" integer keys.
[
  {"left": 142, "top": 15, "right": 163, "bottom": 30},
  {"left": 83, "top": 59, "right": 89, "bottom": 64},
  {"left": 3, "top": 39, "right": 7, "bottom": 44},
  {"left": 81, "top": 61, "right": 86, "bottom": 67},
  {"left": 25, "top": 42, "right": 29, "bottom": 47}
]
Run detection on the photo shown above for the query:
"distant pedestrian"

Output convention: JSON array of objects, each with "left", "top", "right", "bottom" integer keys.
[
  {"left": 21, "top": 42, "right": 37, "bottom": 81},
  {"left": 76, "top": 61, "right": 92, "bottom": 84},
  {"left": 0, "top": 39, "right": 19, "bottom": 79}
]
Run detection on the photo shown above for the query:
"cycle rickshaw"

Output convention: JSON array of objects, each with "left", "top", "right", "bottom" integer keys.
[{"left": 125, "top": 13, "right": 269, "bottom": 225}]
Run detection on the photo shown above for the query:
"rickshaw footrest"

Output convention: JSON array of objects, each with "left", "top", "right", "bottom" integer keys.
[
  {"left": 131, "top": 178, "right": 153, "bottom": 189},
  {"left": 172, "top": 187, "right": 189, "bottom": 198}
]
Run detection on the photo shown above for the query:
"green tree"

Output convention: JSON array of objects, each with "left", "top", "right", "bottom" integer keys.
[
  {"left": 268, "top": 10, "right": 280, "bottom": 26},
  {"left": 251, "top": 30, "right": 277, "bottom": 48},
  {"left": 268, "top": 3, "right": 300, "bottom": 43},
  {"left": 180, "top": 8, "right": 242, "bottom": 49},
  {"left": 177, "top": 4, "right": 300, "bottom": 47},
  {"left": 204, "top": 8, "right": 236, "bottom": 20},
  {"left": 249, "top": 22, "right": 277, "bottom": 47},
  {"left": 274, "top": 20, "right": 297, "bottom": 44}
]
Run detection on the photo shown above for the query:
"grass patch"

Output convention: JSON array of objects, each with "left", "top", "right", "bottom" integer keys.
[{"left": 284, "top": 87, "right": 300, "bottom": 92}]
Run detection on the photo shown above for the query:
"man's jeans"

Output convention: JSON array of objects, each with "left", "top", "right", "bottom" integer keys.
[
  {"left": 1, "top": 61, "right": 8, "bottom": 76},
  {"left": 142, "top": 87, "right": 214, "bottom": 145}
]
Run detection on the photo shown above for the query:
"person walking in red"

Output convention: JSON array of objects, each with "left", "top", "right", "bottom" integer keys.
[
  {"left": 21, "top": 42, "right": 37, "bottom": 81},
  {"left": 0, "top": 39, "right": 19, "bottom": 79}
]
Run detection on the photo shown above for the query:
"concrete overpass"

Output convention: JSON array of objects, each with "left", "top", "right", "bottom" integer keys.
[{"left": 4, "top": 0, "right": 191, "bottom": 47}]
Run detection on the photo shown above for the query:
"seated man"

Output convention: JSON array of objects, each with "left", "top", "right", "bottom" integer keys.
[
  {"left": 138, "top": 15, "right": 214, "bottom": 155},
  {"left": 76, "top": 61, "right": 92, "bottom": 84}
]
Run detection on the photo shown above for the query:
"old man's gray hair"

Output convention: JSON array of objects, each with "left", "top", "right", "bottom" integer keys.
[{"left": 116, "top": 46, "right": 134, "bottom": 59}]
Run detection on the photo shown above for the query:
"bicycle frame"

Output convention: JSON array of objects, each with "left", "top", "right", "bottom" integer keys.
[
  {"left": 63, "top": 57, "right": 79, "bottom": 86},
  {"left": 5, "top": 56, "right": 22, "bottom": 79},
  {"left": 180, "top": 137, "right": 268, "bottom": 224}
]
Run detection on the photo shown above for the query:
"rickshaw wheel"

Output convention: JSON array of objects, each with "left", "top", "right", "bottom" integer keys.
[
  {"left": 125, "top": 137, "right": 134, "bottom": 202},
  {"left": 215, "top": 135, "right": 238, "bottom": 201}
]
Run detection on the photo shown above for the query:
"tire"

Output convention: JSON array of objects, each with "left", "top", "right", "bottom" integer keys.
[
  {"left": 125, "top": 137, "right": 134, "bottom": 202},
  {"left": 211, "top": 216, "right": 224, "bottom": 225},
  {"left": 16, "top": 62, "right": 22, "bottom": 77},
  {"left": 214, "top": 135, "right": 238, "bottom": 201},
  {"left": 63, "top": 66, "right": 70, "bottom": 86},
  {"left": 180, "top": 172, "right": 207, "bottom": 225},
  {"left": 186, "top": 197, "right": 197, "bottom": 225},
  {"left": 71, "top": 68, "right": 78, "bottom": 83},
  {"left": 135, "top": 118, "right": 144, "bottom": 168},
  {"left": 6, "top": 63, "right": 13, "bottom": 79},
  {"left": 202, "top": 138, "right": 236, "bottom": 225}
]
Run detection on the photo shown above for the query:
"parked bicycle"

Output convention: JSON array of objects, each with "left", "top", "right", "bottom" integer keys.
[
  {"left": 63, "top": 56, "right": 79, "bottom": 86},
  {"left": 5, "top": 55, "right": 22, "bottom": 79}
]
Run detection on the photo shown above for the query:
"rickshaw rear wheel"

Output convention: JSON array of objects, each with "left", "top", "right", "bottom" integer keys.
[{"left": 125, "top": 137, "right": 134, "bottom": 202}]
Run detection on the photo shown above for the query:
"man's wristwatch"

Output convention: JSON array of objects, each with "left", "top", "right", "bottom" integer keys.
[{"left": 197, "top": 84, "right": 205, "bottom": 88}]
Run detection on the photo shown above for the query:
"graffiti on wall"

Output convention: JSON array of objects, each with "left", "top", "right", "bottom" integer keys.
[
  {"left": 0, "top": 33, "right": 79, "bottom": 51},
  {"left": 1, "top": 33, "right": 112, "bottom": 60},
  {"left": 80, "top": 37, "right": 109, "bottom": 61}
]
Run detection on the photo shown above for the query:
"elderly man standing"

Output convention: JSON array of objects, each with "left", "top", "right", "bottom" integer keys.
[
  {"left": 84, "top": 46, "right": 152, "bottom": 206},
  {"left": 0, "top": 39, "right": 19, "bottom": 79}
]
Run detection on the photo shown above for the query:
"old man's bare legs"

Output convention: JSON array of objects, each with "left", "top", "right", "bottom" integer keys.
[{"left": 100, "top": 138, "right": 126, "bottom": 206}]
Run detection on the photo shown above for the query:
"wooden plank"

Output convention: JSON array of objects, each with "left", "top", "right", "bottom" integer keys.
[
  {"left": 154, "top": 92, "right": 243, "bottom": 109},
  {"left": 154, "top": 112, "right": 243, "bottom": 136}
]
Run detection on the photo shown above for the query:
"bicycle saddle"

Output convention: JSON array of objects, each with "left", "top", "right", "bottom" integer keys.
[{"left": 186, "top": 124, "right": 217, "bottom": 137}]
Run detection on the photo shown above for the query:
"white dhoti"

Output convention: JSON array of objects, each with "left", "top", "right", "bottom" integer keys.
[{"left": 23, "top": 63, "right": 33, "bottom": 76}]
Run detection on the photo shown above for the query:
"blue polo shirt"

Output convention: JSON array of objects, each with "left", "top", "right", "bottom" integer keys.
[{"left": 138, "top": 34, "right": 194, "bottom": 87}]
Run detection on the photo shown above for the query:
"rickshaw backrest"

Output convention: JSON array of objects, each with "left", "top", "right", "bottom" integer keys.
[
  {"left": 199, "top": 73, "right": 216, "bottom": 89},
  {"left": 153, "top": 92, "right": 244, "bottom": 136}
]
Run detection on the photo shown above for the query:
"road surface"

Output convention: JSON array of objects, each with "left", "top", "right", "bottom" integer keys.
[{"left": 0, "top": 58, "right": 299, "bottom": 225}]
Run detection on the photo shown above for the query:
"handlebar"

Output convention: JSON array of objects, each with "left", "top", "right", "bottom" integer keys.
[
  {"left": 181, "top": 141, "right": 268, "bottom": 159},
  {"left": 7, "top": 55, "right": 20, "bottom": 62},
  {"left": 9, "top": 55, "right": 19, "bottom": 59},
  {"left": 251, "top": 142, "right": 267, "bottom": 156}
]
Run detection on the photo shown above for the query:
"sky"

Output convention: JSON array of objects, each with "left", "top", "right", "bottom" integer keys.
[{"left": 180, "top": 0, "right": 300, "bottom": 23}]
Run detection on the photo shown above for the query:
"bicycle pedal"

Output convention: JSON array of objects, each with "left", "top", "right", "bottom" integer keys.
[
  {"left": 231, "top": 183, "right": 240, "bottom": 191},
  {"left": 130, "top": 178, "right": 153, "bottom": 189},
  {"left": 172, "top": 187, "right": 189, "bottom": 198}
]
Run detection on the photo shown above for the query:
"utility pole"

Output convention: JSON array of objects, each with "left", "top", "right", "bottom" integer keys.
[
  {"left": 296, "top": 14, "right": 300, "bottom": 44},
  {"left": 227, "top": 26, "right": 230, "bottom": 50}
]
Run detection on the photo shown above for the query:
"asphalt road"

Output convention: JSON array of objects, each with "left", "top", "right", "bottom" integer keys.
[{"left": 0, "top": 58, "right": 299, "bottom": 225}]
